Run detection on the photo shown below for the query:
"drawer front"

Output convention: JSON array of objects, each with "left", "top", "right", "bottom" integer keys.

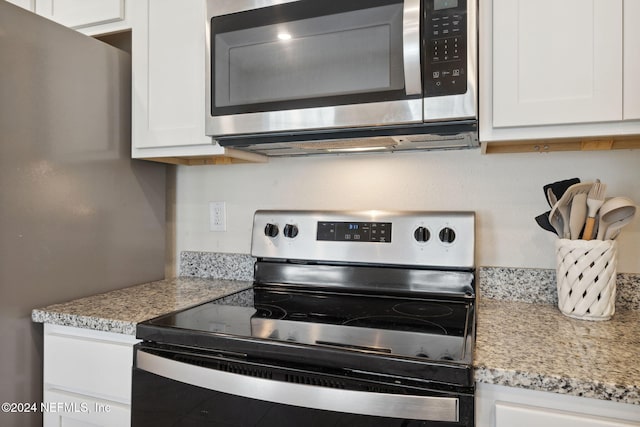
[
  {"left": 44, "top": 325, "right": 138, "bottom": 403},
  {"left": 496, "top": 402, "right": 639, "bottom": 427},
  {"left": 43, "top": 389, "right": 131, "bottom": 427}
]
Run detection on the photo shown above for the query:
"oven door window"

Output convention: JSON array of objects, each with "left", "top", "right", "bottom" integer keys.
[{"left": 210, "top": 0, "right": 415, "bottom": 116}]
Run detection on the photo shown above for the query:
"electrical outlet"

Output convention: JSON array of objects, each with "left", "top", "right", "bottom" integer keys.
[{"left": 209, "top": 201, "right": 226, "bottom": 232}]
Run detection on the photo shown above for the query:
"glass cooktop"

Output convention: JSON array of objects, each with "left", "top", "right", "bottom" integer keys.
[{"left": 141, "top": 286, "right": 474, "bottom": 363}]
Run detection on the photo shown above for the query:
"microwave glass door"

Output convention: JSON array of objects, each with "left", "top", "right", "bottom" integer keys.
[{"left": 210, "top": 0, "right": 414, "bottom": 116}]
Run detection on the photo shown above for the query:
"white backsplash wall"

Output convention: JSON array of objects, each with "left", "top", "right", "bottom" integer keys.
[{"left": 175, "top": 149, "right": 640, "bottom": 273}]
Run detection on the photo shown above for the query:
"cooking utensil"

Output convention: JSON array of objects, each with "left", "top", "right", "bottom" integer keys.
[
  {"left": 554, "top": 182, "right": 593, "bottom": 239},
  {"left": 604, "top": 211, "right": 637, "bottom": 240},
  {"left": 596, "top": 197, "right": 637, "bottom": 240},
  {"left": 535, "top": 211, "right": 557, "bottom": 234},
  {"left": 548, "top": 203, "right": 564, "bottom": 237},
  {"left": 546, "top": 188, "right": 557, "bottom": 207},
  {"left": 583, "top": 181, "right": 607, "bottom": 240},
  {"left": 543, "top": 178, "right": 580, "bottom": 208},
  {"left": 569, "top": 192, "right": 588, "bottom": 239}
]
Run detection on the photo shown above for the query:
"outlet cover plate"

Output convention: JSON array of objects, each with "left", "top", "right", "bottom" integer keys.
[{"left": 209, "top": 201, "right": 226, "bottom": 232}]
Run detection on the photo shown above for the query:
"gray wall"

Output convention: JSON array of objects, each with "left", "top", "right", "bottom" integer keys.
[{"left": 0, "top": 4, "right": 166, "bottom": 425}]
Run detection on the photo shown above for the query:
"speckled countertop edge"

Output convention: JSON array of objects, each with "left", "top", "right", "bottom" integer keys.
[
  {"left": 31, "top": 277, "right": 252, "bottom": 335},
  {"left": 477, "top": 267, "right": 640, "bottom": 405},
  {"left": 474, "top": 299, "right": 640, "bottom": 405}
]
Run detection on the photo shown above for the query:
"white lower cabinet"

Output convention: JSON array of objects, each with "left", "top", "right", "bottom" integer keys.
[
  {"left": 43, "top": 324, "right": 139, "bottom": 427},
  {"left": 495, "top": 401, "right": 637, "bottom": 427},
  {"left": 476, "top": 383, "right": 640, "bottom": 427},
  {"left": 43, "top": 390, "right": 131, "bottom": 427}
]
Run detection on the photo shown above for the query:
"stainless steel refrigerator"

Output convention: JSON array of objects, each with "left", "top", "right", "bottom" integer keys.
[{"left": 0, "top": 3, "right": 166, "bottom": 426}]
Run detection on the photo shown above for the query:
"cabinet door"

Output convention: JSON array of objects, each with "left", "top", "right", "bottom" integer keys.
[
  {"left": 496, "top": 402, "right": 638, "bottom": 427},
  {"left": 131, "top": 0, "right": 215, "bottom": 155},
  {"left": 6, "top": 0, "right": 35, "bottom": 11},
  {"left": 35, "top": 0, "right": 126, "bottom": 30},
  {"left": 43, "top": 325, "right": 139, "bottom": 427},
  {"left": 477, "top": 384, "right": 640, "bottom": 427},
  {"left": 44, "top": 325, "right": 139, "bottom": 402},
  {"left": 43, "top": 389, "right": 131, "bottom": 427},
  {"left": 492, "top": 0, "right": 622, "bottom": 128},
  {"left": 624, "top": 0, "right": 640, "bottom": 120},
  {"left": 44, "top": 331, "right": 136, "bottom": 402}
]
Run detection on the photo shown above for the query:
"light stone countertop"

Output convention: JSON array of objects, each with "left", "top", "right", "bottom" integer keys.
[
  {"left": 31, "top": 277, "right": 252, "bottom": 335},
  {"left": 474, "top": 298, "right": 640, "bottom": 405},
  {"left": 29, "top": 253, "right": 640, "bottom": 405}
]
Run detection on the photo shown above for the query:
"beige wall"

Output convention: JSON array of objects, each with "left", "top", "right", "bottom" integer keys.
[{"left": 175, "top": 148, "right": 640, "bottom": 273}]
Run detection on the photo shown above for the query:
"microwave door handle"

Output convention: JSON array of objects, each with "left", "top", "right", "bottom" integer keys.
[
  {"left": 403, "top": 0, "right": 422, "bottom": 95},
  {"left": 136, "top": 349, "right": 459, "bottom": 422}
]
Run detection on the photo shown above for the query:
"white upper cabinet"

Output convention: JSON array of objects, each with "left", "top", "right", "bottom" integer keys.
[
  {"left": 492, "top": 0, "right": 621, "bottom": 128},
  {"left": 131, "top": 0, "right": 212, "bottom": 154},
  {"left": 624, "top": 0, "right": 640, "bottom": 120},
  {"left": 480, "top": 0, "right": 640, "bottom": 144},
  {"left": 35, "top": 0, "right": 131, "bottom": 36},
  {"left": 6, "top": 0, "right": 35, "bottom": 11},
  {"left": 130, "top": 0, "right": 266, "bottom": 164}
]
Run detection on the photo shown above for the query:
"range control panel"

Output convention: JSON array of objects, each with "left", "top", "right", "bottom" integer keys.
[
  {"left": 424, "top": 0, "right": 468, "bottom": 97},
  {"left": 251, "top": 210, "right": 475, "bottom": 269},
  {"left": 317, "top": 221, "right": 392, "bottom": 243}
]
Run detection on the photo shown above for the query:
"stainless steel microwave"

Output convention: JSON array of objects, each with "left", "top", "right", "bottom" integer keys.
[{"left": 205, "top": 0, "right": 478, "bottom": 156}]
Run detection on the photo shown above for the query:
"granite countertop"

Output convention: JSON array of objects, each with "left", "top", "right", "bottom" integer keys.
[
  {"left": 31, "top": 277, "right": 252, "bottom": 335},
  {"left": 474, "top": 298, "right": 640, "bottom": 405},
  {"left": 475, "top": 267, "right": 640, "bottom": 405},
  {"left": 30, "top": 252, "right": 640, "bottom": 405}
]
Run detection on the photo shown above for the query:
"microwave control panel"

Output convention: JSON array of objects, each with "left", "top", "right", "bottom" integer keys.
[{"left": 424, "top": 0, "right": 468, "bottom": 97}]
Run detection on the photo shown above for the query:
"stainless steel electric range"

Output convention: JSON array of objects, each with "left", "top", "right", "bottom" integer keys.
[{"left": 132, "top": 210, "right": 477, "bottom": 426}]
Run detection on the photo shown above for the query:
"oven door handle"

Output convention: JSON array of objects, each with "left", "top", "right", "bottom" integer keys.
[
  {"left": 403, "top": 0, "right": 422, "bottom": 96},
  {"left": 136, "top": 349, "right": 459, "bottom": 422}
]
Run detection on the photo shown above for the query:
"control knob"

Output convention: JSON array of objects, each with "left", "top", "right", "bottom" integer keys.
[
  {"left": 439, "top": 227, "right": 456, "bottom": 243},
  {"left": 283, "top": 224, "right": 299, "bottom": 238},
  {"left": 264, "top": 223, "right": 279, "bottom": 238},
  {"left": 413, "top": 226, "right": 431, "bottom": 242}
]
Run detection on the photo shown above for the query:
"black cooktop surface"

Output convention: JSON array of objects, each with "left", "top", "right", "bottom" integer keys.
[{"left": 139, "top": 286, "right": 474, "bottom": 364}]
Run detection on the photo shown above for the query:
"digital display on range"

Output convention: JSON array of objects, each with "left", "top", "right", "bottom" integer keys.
[{"left": 316, "top": 222, "right": 392, "bottom": 243}]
